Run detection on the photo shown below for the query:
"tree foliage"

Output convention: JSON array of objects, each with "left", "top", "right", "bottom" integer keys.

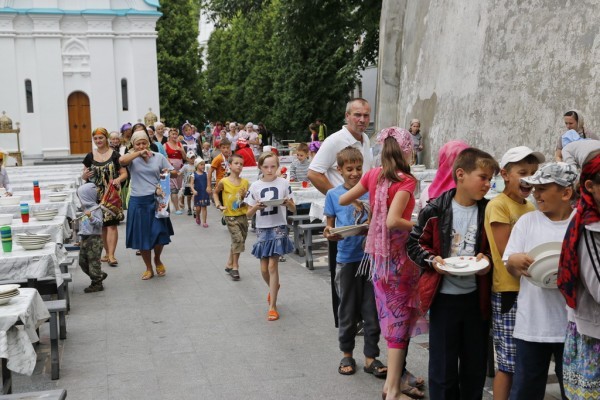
[
  {"left": 156, "top": 0, "right": 205, "bottom": 126},
  {"left": 202, "top": 0, "right": 381, "bottom": 139}
]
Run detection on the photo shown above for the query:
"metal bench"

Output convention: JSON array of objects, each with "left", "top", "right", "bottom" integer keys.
[
  {"left": 287, "top": 214, "right": 312, "bottom": 256},
  {"left": 298, "top": 223, "right": 327, "bottom": 270},
  {"left": 0, "top": 389, "right": 67, "bottom": 399},
  {"left": 44, "top": 299, "right": 67, "bottom": 380}
]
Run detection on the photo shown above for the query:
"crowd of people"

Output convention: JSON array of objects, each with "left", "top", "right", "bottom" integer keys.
[{"left": 67, "top": 99, "right": 600, "bottom": 400}]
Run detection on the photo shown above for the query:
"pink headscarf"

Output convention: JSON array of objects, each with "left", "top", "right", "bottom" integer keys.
[
  {"left": 427, "top": 140, "right": 470, "bottom": 200},
  {"left": 362, "top": 127, "right": 414, "bottom": 279}
]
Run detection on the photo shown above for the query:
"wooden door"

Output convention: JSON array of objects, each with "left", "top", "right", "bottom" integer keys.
[{"left": 67, "top": 91, "right": 91, "bottom": 154}]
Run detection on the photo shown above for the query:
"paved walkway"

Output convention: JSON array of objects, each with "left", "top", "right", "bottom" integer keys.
[{"left": 13, "top": 206, "right": 562, "bottom": 399}]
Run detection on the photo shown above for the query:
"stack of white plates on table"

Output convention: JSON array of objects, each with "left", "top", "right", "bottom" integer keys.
[
  {"left": 48, "top": 193, "right": 68, "bottom": 202},
  {"left": 527, "top": 242, "right": 562, "bottom": 289},
  {"left": 411, "top": 164, "right": 426, "bottom": 172},
  {"left": 0, "top": 284, "right": 20, "bottom": 305},
  {"left": 15, "top": 233, "right": 51, "bottom": 250},
  {"left": 46, "top": 184, "right": 66, "bottom": 192},
  {"left": 33, "top": 209, "right": 59, "bottom": 221}
]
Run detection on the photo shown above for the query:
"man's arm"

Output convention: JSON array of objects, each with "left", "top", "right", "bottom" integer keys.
[{"left": 307, "top": 170, "right": 333, "bottom": 195}]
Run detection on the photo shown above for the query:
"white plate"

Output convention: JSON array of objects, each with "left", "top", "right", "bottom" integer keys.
[
  {"left": 330, "top": 224, "right": 369, "bottom": 238},
  {"left": 0, "top": 284, "right": 20, "bottom": 295},
  {"left": 0, "top": 297, "right": 15, "bottom": 305},
  {"left": 0, "top": 290, "right": 19, "bottom": 299},
  {"left": 33, "top": 210, "right": 58, "bottom": 215},
  {"left": 0, "top": 196, "right": 21, "bottom": 206},
  {"left": 46, "top": 184, "right": 66, "bottom": 191},
  {"left": 34, "top": 215, "right": 56, "bottom": 221},
  {"left": 437, "top": 256, "right": 489, "bottom": 276},
  {"left": 261, "top": 198, "right": 285, "bottom": 207},
  {"left": 19, "top": 242, "right": 47, "bottom": 250},
  {"left": 528, "top": 242, "right": 563, "bottom": 259},
  {"left": 16, "top": 239, "right": 50, "bottom": 245},
  {"left": 16, "top": 233, "right": 51, "bottom": 239}
]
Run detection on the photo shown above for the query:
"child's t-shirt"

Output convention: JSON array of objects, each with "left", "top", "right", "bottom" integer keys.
[
  {"left": 484, "top": 192, "right": 535, "bottom": 293},
  {"left": 181, "top": 164, "right": 195, "bottom": 189},
  {"left": 360, "top": 168, "right": 416, "bottom": 217},
  {"left": 324, "top": 185, "right": 369, "bottom": 263},
  {"left": 440, "top": 200, "right": 479, "bottom": 294},
  {"left": 221, "top": 177, "right": 248, "bottom": 217},
  {"left": 245, "top": 177, "right": 293, "bottom": 228},
  {"left": 503, "top": 209, "right": 575, "bottom": 342},
  {"left": 290, "top": 158, "right": 310, "bottom": 182},
  {"left": 211, "top": 153, "right": 228, "bottom": 184}
]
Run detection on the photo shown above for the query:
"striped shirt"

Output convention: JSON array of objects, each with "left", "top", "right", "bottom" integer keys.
[{"left": 290, "top": 159, "right": 310, "bottom": 182}]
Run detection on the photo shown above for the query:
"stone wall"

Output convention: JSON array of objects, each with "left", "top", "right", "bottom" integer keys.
[{"left": 377, "top": 0, "right": 600, "bottom": 167}]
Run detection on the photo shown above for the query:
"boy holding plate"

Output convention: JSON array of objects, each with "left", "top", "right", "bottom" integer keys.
[
  {"left": 407, "top": 147, "right": 498, "bottom": 399},
  {"left": 504, "top": 162, "right": 577, "bottom": 399}
]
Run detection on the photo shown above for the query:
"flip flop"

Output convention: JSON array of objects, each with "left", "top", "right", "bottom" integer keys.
[
  {"left": 364, "top": 359, "right": 387, "bottom": 379},
  {"left": 401, "top": 386, "right": 425, "bottom": 399},
  {"left": 338, "top": 356, "right": 356, "bottom": 375},
  {"left": 156, "top": 264, "right": 166, "bottom": 277},
  {"left": 267, "top": 309, "right": 279, "bottom": 321},
  {"left": 141, "top": 271, "right": 154, "bottom": 280},
  {"left": 403, "top": 370, "right": 425, "bottom": 389},
  {"left": 108, "top": 257, "right": 118, "bottom": 267},
  {"left": 100, "top": 256, "right": 109, "bottom": 263}
]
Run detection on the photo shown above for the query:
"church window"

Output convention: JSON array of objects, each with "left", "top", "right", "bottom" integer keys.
[
  {"left": 25, "top": 79, "right": 34, "bottom": 113},
  {"left": 121, "top": 79, "right": 129, "bottom": 111}
]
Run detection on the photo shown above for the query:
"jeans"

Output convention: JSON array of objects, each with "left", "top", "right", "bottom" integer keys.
[{"left": 510, "top": 339, "right": 566, "bottom": 400}]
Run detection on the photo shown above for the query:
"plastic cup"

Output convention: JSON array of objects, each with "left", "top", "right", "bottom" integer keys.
[
  {"left": 1, "top": 226, "right": 12, "bottom": 253},
  {"left": 20, "top": 203, "right": 29, "bottom": 223},
  {"left": 302, "top": 181, "right": 309, "bottom": 188}
]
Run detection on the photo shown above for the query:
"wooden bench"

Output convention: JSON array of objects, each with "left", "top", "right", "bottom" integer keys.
[
  {"left": 287, "top": 214, "right": 312, "bottom": 256},
  {"left": 298, "top": 223, "right": 327, "bottom": 270},
  {"left": 44, "top": 300, "right": 67, "bottom": 380},
  {"left": 0, "top": 389, "right": 67, "bottom": 399}
]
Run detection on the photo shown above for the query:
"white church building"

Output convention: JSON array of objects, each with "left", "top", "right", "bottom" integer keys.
[{"left": 0, "top": 0, "right": 162, "bottom": 160}]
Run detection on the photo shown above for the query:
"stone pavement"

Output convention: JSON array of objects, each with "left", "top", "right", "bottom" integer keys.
[{"left": 12, "top": 206, "right": 562, "bottom": 399}]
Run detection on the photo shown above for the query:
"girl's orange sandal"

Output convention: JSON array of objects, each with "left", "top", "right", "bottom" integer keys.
[
  {"left": 156, "top": 264, "right": 166, "bottom": 277},
  {"left": 141, "top": 271, "right": 154, "bottom": 280},
  {"left": 267, "top": 310, "right": 279, "bottom": 321}
]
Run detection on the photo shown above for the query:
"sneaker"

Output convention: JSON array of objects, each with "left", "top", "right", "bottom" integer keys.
[
  {"left": 84, "top": 284, "right": 103, "bottom": 293},
  {"left": 221, "top": 216, "right": 226, "bottom": 226},
  {"left": 187, "top": 209, "right": 192, "bottom": 216},
  {"left": 230, "top": 269, "right": 240, "bottom": 281},
  {"left": 175, "top": 210, "right": 183, "bottom": 215}
]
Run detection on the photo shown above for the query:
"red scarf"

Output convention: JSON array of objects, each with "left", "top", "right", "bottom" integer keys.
[{"left": 558, "top": 154, "right": 600, "bottom": 308}]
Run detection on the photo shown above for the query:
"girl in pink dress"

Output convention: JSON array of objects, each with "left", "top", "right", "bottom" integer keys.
[{"left": 340, "top": 127, "right": 425, "bottom": 400}]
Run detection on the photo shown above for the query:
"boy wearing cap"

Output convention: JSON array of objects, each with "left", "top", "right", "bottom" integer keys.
[
  {"left": 483, "top": 146, "right": 544, "bottom": 399},
  {"left": 181, "top": 151, "right": 196, "bottom": 215},
  {"left": 503, "top": 162, "right": 577, "bottom": 399}
]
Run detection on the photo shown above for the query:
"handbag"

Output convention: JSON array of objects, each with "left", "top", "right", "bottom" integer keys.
[{"left": 100, "top": 180, "right": 124, "bottom": 222}]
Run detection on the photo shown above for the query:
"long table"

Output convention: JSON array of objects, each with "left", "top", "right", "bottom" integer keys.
[
  {"left": 0, "top": 200, "right": 76, "bottom": 220},
  {"left": 9, "top": 216, "right": 72, "bottom": 244},
  {"left": 0, "top": 243, "right": 66, "bottom": 287}
]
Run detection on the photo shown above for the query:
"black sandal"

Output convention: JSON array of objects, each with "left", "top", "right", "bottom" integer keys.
[
  {"left": 364, "top": 359, "right": 387, "bottom": 379},
  {"left": 338, "top": 357, "right": 356, "bottom": 375},
  {"left": 230, "top": 269, "right": 240, "bottom": 280}
]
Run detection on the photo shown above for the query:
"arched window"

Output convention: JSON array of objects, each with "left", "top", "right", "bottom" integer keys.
[
  {"left": 25, "top": 79, "right": 34, "bottom": 113},
  {"left": 121, "top": 78, "right": 128, "bottom": 111}
]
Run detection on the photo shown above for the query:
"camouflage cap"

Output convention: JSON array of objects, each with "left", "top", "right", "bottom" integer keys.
[{"left": 520, "top": 162, "right": 578, "bottom": 187}]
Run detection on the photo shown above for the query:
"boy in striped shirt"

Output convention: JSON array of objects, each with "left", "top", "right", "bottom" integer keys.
[{"left": 290, "top": 143, "right": 310, "bottom": 182}]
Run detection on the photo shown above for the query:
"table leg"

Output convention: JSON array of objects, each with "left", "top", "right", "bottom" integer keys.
[{"left": 1, "top": 358, "right": 12, "bottom": 394}]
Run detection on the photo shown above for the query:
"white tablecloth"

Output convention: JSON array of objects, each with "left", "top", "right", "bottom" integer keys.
[
  {"left": 292, "top": 187, "right": 324, "bottom": 205},
  {"left": 0, "top": 199, "right": 76, "bottom": 220},
  {"left": 0, "top": 243, "right": 66, "bottom": 287},
  {"left": 9, "top": 216, "right": 71, "bottom": 244},
  {"left": 8, "top": 178, "right": 79, "bottom": 192},
  {"left": 0, "top": 288, "right": 50, "bottom": 375},
  {"left": 10, "top": 189, "right": 75, "bottom": 204},
  {"left": 309, "top": 199, "right": 326, "bottom": 221}
]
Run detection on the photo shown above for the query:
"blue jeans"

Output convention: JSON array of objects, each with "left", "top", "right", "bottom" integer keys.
[{"left": 510, "top": 339, "right": 566, "bottom": 400}]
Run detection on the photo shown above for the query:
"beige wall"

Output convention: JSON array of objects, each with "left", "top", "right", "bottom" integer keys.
[{"left": 377, "top": 0, "right": 600, "bottom": 167}]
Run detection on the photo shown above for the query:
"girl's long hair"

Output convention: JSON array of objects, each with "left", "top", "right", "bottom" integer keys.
[{"left": 379, "top": 136, "right": 413, "bottom": 183}]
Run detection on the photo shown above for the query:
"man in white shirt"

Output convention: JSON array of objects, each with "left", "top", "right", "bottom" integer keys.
[{"left": 308, "top": 98, "right": 373, "bottom": 194}]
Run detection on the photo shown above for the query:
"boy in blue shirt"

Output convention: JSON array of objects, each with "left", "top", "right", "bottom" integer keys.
[{"left": 323, "top": 146, "right": 386, "bottom": 378}]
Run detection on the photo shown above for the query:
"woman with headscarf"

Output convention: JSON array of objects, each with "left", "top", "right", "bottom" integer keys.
[
  {"left": 120, "top": 123, "right": 133, "bottom": 150},
  {"left": 555, "top": 110, "right": 598, "bottom": 161},
  {"left": 419, "top": 140, "right": 470, "bottom": 208},
  {"left": 119, "top": 130, "right": 176, "bottom": 280},
  {"left": 0, "top": 149, "right": 12, "bottom": 196},
  {"left": 82, "top": 127, "right": 128, "bottom": 266}
]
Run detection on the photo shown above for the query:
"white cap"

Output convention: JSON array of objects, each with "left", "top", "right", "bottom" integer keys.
[
  {"left": 186, "top": 150, "right": 196, "bottom": 159},
  {"left": 499, "top": 146, "right": 545, "bottom": 169}
]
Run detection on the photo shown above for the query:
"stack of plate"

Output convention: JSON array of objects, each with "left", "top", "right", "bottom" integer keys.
[
  {"left": 0, "top": 284, "right": 20, "bottom": 305},
  {"left": 411, "top": 164, "right": 426, "bottom": 172},
  {"left": 46, "top": 184, "right": 66, "bottom": 192},
  {"left": 48, "top": 193, "right": 68, "bottom": 202},
  {"left": 15, "top": 233, "right": 51, "bottom": 250},
  {"left": 33, "top": 209, "right": 59, "bottom": 221},
  {"left": 527, "top": 242, "right": 562, "bottom": 289}
]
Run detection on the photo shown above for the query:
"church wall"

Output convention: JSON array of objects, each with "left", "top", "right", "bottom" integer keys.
[{"left": 377, "top": 0, "right": 600, "bottom": 167}]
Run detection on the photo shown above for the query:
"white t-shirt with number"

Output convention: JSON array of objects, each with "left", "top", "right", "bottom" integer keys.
[
  {"left": 245, "top": 177, "right": 293, "bottom": 228},
  {"left": 503, "top": 209, "right": 575, "bottom": 342}
]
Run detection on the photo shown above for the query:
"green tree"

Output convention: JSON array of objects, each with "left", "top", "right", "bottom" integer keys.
[
  {"left": 202, "top": 0, "right": 381, "bottom": 139},
  {"left": 156, "top": 0, "right": 205, "bottom": 126}
]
